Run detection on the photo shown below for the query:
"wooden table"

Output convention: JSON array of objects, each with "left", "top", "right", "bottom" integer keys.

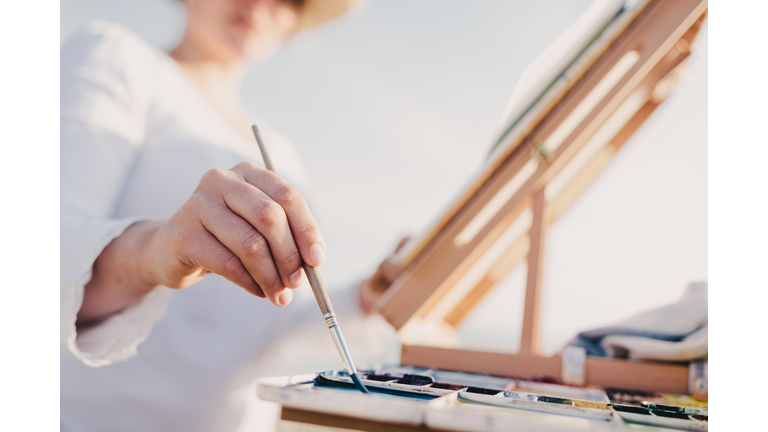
[{"left": 277, "top": 407, "right": 454, "bottom": 432}]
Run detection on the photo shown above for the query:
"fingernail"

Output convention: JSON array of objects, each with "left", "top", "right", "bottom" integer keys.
[
  {"left": 309, "top": 244, "right": 325, "bottom": 266},
  {"left": 289, "top": 268, "right": 304, "bottom": 287},
  {"left": 278, "top": 289, "right": 293, "bottom": 306}
]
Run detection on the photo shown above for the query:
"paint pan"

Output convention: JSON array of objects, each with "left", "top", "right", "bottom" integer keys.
[
  {"left": 363, "top": 374, "right": 398, "bottom": 382},
  {"left": 653, "top": 410, "right": 692, "bottom": 420},
  {"left": 396, "top": 374, "right": 434, "bottom": 386},
  {"left": 457, "top": 389, "right": 613, "bottom": 420},
  {"left": 607, "top": 388, "right": 663, "bottom": 405},
  {"left": 607, "top": 387, "right": 708, "bottom": 409},
  {"left": 641, "top": 402, "right": 708, "bottom": 416},
  {"left": 429, "top": 382, "right": 466, "bottom": 391},
  {"left": 611, "top": 404, "right": 651, "bottom": 415},
  {"left": 536, "top": 396, "right": 571, "bottom": 405},
  {"left": 573, "top": 400, "right": 611, "bottom": 410},
  {"left": 661, "top": 393, "right": 708, "bottom": 409},
  {"left": 428, "top": 369, "right": 514, "bottom": 390},
  {"left": 610, "top": 404, "right": 708, "bottom": 431},
  {"left": 512, "top": 379, "right": 610, "bottom": 403},
  {"left": 315, "top": 374, "right": 437, "bottom": 400},
  {"left": 465, "top": 387, "right": 502, "bottom": 396},
  {"left": 316, "top": 370, "right": 466, "bottom": 399},
  {"left": 502, "top": 391, "right": 537, "bottom": 401}
]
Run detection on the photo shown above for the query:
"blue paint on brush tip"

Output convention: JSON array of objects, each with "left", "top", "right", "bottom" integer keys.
[{"left": 350, "top": 373, "right": 370, "bottom": 394}]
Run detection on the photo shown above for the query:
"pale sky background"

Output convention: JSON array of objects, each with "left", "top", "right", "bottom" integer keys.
[{"left": 61, "top": 0, "right": 707, "bottom": 356}]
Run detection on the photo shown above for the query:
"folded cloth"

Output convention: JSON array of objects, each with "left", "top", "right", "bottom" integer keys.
[{"left": 565, "top": 282, "right": 707, "bottom": 361}]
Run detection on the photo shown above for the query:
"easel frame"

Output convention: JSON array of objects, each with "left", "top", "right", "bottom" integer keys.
[{"left": 371, "top": 0, "right": 708, "bottom": 395}]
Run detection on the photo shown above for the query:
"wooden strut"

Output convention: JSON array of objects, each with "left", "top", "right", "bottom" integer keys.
[{"left": 400, "top": 345, "right": 690, "bottom": 394}]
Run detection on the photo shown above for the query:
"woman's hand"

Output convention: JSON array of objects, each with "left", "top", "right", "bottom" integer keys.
[
  {"left": 78, "top": 162, "right": 324, "bottom": 324},
  {"left": 148, "top": 162, "right": 324, "bottom": 303}
]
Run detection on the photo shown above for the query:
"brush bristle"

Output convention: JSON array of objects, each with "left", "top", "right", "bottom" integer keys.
[{"left": 350, "top": 373, "right": 370, "bottom": 394}]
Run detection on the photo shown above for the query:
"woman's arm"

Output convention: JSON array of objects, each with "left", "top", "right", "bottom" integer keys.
[{"left": 78, "top": 221, "right": 163, "bottom": 325}]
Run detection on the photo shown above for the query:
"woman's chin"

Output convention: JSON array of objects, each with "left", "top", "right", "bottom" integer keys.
[{"left": 241, "top": 42, "right": 284, "bottom": 64}]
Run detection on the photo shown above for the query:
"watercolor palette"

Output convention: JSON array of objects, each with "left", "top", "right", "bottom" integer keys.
[
  {"left": 316, "top": 367, "right": 614, "bottom": 421},
  {"left": 258, "top": 367, "right": 709, "bottom": 431}
]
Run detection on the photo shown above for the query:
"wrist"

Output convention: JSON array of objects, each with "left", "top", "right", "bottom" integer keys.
[{"left": 128, "top": 220, "right": 166, "bottom": 290}]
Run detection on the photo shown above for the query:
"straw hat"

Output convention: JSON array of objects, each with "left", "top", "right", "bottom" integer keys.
[{"left": 296, "top": 0, "right": 361, "bottom": 31}]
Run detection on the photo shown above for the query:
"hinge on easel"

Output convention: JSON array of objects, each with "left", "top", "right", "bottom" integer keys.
[{"left": 531, "top": 138, "right": 553, "bottom": 163}]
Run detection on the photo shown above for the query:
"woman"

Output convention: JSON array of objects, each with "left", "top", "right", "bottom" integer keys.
[{"left": 60, "top": 0, "right": 382, "bottom": 430}]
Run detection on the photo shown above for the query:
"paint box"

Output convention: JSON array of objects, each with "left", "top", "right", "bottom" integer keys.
[
  {"left": 263, "top": 367, "right": 708, "bottom": 431},
  {"left": 263, "top": 367, "right": 711, "bottom": 430},
  {"left": 317, "top": 367, "right": 614, "bottom": 421}
]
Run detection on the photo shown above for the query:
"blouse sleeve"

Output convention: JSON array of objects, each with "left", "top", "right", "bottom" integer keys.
[{"left": 60, "top": 22, "right": 172, "bottom": 367}]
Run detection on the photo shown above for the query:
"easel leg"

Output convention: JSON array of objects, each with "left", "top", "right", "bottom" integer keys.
[{"left": 520, "top": 188, "right": 550, "bottom": 355}]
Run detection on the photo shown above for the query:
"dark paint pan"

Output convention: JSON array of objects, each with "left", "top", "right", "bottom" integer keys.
[
  {"left": 395, "top": 374, "right": 434, "bottom": 386},
  {"left": 364, "top": 374, "right": 398, "bottom": 382},
  {"left": 314, "top": 375, "right": 437, "bottom": 400},
  {"left": 429, "top": 382, "right": 466, "bottom": 391},
  {"left": 652, "top": 410, "right": 691, "bottom": 419},
  {"left": 641, "top": 402, "right": 684, "bottom": 412},
  {"left": 465, "top": 386, "right": 502, "bottom": 395},
  {"left": 611, "top": 404, "right": 652, "bottom": 415},
  {"left": 537, "top": 396, "right": 572, "bottom": 405}
]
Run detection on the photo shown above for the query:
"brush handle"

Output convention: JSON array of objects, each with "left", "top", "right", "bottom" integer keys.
[
  {"left": 303, "top": 262, "right": 334, "bottom": 317},
  {"left": 303, "top": 262, "right": 359, "bottom": 377},
  {"left": 254, "top": 125, "right": 336, "bottom": 317}
]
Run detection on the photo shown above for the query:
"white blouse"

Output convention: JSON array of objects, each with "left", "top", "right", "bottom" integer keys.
[{"left": 60, "top": 21, "right": 366, "bottom": 432}]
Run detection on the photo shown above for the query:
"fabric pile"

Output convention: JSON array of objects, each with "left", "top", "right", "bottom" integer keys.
[{"left": 565, "top": 282, "right": 708, "bottom": 361}]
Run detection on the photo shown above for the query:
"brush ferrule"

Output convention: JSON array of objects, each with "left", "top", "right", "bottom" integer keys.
[
  {"left": 328, "top": 325, "right": 357, "bottom": 376},
  {"left": 323, "top": 312, "right": 338, "bottom": 329}
]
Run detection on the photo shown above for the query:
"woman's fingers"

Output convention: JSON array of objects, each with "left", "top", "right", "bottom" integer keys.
[
  {"left": 185, "top": 228, "right": 266, "bottom": 299},
  {"left": 197, "top": 167, "right": 302, "bottom": 291},
  {"left": 179, "top": 164, "right": 325, "bottom": 305},
  {"left": 214, "top": 177, "right": 304, "bottom": 291},
  {"left": 196, "top": 198, "right": 293, "bottom": 306},
  {"left": 233, "top": 163, "right": 326, "bottom": 267}
]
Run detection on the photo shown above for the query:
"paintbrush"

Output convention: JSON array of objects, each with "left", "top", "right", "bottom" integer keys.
[{"left": 251, "top": 125, "right": 369, "bottom": 394}]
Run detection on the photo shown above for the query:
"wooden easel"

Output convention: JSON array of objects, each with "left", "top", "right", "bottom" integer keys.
[{"left": 370, "top": 0, "right": 708, "bottom": 395}]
